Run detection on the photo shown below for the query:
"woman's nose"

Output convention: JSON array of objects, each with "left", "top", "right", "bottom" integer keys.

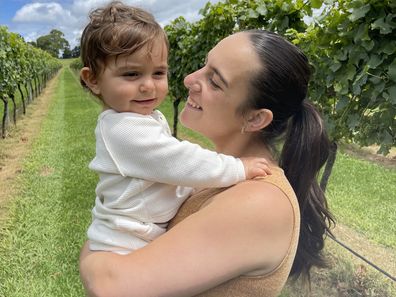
[{"left": 184, "top": 71, "right": 201, "bottom": 92}]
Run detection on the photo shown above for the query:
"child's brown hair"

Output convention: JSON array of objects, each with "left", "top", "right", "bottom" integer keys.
[{"left": 80, "top": 1, "right": 169, "bottom": 89}]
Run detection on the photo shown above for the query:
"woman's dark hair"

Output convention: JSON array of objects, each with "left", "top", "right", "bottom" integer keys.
[{"left": 243, "top": 29, "right": 335, "bottom": 281}]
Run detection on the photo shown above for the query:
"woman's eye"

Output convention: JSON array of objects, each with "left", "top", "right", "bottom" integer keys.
[{"left": 208, "top": 77, "right": 220, "bottom": 89}]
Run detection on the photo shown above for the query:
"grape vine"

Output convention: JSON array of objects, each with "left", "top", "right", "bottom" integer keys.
[{"left": 0, "top": 26, "right": 62, "bottom": 138}]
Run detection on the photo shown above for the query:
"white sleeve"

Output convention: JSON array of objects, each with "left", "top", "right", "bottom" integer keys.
[{"left": 100, "top": 113, "right": 246, "bottom": 187}]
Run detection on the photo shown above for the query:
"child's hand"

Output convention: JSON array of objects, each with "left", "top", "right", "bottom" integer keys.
[{"left": 240, "top": 157, "right": 272, "bottom": 179}]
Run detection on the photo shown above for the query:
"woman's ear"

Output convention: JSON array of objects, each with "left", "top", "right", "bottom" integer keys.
[
  {"left": 80, "top": 67, "right": 101, "bottom": 95},
  {"left": 244, "top": 109, "right": 273, "bottom": 132}
]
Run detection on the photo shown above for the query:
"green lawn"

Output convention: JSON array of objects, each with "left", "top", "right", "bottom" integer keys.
[
  {"left": 326, "top": 153, "right": 396, "bottom": 248},
  {"left": 0, "top": 64, "right": 394, "bottom": 296}
]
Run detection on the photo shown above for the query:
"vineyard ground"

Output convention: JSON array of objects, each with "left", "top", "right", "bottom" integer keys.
[
  {"left": 0, "top": 68, "right": 395, "bottom": 296},
  {"left": 339, "top": 143, "right": 396, "bottom": 169},
  {"left": 0, "top": 72, "right": 59, "bottom": 221}
]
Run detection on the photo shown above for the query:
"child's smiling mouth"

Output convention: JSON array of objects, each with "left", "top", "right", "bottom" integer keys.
[{"left": 133, "top": 98, "right": 156, "bottom": 105}]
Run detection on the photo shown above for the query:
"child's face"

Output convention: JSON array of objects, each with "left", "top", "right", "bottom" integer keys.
[{"left": 94, "top": 39, "right": 168, "bottom": 115}]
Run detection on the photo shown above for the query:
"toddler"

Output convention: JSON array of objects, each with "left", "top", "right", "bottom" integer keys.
[{"left": 80, "top": 1, "right": 270, "bottom": 254}]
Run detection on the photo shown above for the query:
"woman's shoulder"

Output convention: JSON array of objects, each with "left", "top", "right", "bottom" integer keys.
[
  {"left": 212, "top": 167, "right": 295, "bottom": 209},
  {"left": 165, "top": 167, "right": 299, "bottom": 284},
  {"left": 204, "top": 169, "right": 294, "bottom": 228},
  {"left": 191, "top": 168, "right": 297, "bottom": 271},
  {"left": 171, "top": 166, "right": 298, "bottom": 235}
]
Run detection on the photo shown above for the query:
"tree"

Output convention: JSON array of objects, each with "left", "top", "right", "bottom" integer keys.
[
  {"left": 27, "top": 41, "right": 37, "bottom": 47},
  {"left": 286, "top": 0, "right": 396, "bottom": 189},
  {"left": 36, "top": 29, "right": 69, "bottom": 58},
  {"left": 62, "top": 46, "right": 72, "bottom": 59},
  {"left": 71, "top": 45, "right": 80, "bottom": 58},
  {"left": 299, "top": 0, "right": 395, "bottom": 155}
]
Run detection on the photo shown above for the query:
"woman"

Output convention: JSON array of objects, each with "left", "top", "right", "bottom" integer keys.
[{"left": 79, "top": 30, "right": 334, "bottom": 297}]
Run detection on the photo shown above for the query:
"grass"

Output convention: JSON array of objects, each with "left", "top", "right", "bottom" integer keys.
[
  {"left": 326, "top": 152, "right": 396, "bottom": 248},
  {"left": 0, "top": 63, "right": 395, "bottom": 296},
  {"left": 0, "top": 65, "right": 99, "bottom": 296}
]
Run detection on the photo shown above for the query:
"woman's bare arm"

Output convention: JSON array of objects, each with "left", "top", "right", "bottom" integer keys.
[{"left": 79, "top": 181, "right": 294, "bottom": 297}]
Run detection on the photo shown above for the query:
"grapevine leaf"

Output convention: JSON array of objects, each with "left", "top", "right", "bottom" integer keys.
[
  {"left": 310, "top": 0, "right": 323, "bottom": 9},
  {"left": 348, "top": 4, "right": 371, "bottom": 22},
  {"left": 388, "top": 59, "right": 396, "bottom": 82}
]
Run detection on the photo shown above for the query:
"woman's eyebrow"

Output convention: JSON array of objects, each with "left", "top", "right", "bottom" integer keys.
[
  {"left": 205, "top": 54, "right": 229, "bottom": 87},
  {"left": 210, "top": 66, "right": 229, "bottom": 87}
]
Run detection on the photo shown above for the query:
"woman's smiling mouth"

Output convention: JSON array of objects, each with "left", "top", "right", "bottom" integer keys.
[{"left": 187, "top": 98, "right": 202, "bottom": 110}]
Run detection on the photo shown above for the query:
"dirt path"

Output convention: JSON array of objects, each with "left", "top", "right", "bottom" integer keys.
[{"left": 0, "top": 72, "right": 59, "bottom": 220}]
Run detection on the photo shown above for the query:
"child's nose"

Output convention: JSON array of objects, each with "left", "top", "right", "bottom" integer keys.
[{"left": 139, "top": 78, "right": 155, "bottom": 93}]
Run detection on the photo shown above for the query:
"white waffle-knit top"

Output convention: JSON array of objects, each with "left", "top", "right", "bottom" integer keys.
[{"left": 87, "top": 109, "right": 245, "bottom": 253}]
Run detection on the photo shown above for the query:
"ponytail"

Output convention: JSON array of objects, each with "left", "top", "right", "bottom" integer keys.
[
  {"left": 280, "top": 100, "right": 335, "bottom": 279},
  {"left": 245, "top": 29, "right": 335, "bottom": 281}
]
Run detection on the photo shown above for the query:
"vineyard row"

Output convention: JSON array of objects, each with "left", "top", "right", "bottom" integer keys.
[{"left": 0, "top": 26, "right": 62, "bottom": 138}]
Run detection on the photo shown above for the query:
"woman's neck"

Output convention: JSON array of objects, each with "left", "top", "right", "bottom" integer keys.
[{"left": 214, "top": 134, "right": 277, "bottom": 166}]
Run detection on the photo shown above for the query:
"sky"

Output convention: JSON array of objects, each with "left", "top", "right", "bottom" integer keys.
[{"left": 0, "top": 0, "right": 222, "bottom": 48}]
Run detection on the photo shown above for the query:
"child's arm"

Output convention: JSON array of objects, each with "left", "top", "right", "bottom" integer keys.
[{"left": 99, "top": 113, "right": 270, "bottom": 188}]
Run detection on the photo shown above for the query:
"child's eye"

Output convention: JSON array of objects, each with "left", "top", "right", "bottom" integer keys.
[
  {"left": 123, "top": 72, "right": 139, "bottom": 77},
  {"left": 153, "top": 70, "right": 168, "bottom": 77},
  {"left": 153, "top": 71, "right": 167, "bottom": 77}
]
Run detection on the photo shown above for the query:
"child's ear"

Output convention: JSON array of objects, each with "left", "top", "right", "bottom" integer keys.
[
  {"left": 244, "top": 109, "right": 273, "bottom": 132},
  {"left": 80, "top": 67, "right": 100, "bottom": 95}
]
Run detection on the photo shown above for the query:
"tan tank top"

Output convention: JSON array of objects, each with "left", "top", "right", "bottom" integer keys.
[{"left": 168, "top": 167, "right": 300, "bottom": 297}]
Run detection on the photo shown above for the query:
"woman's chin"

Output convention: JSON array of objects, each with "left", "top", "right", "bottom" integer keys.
[{"left": 179, "top": 108, "right": 193, "bottom": 128}]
